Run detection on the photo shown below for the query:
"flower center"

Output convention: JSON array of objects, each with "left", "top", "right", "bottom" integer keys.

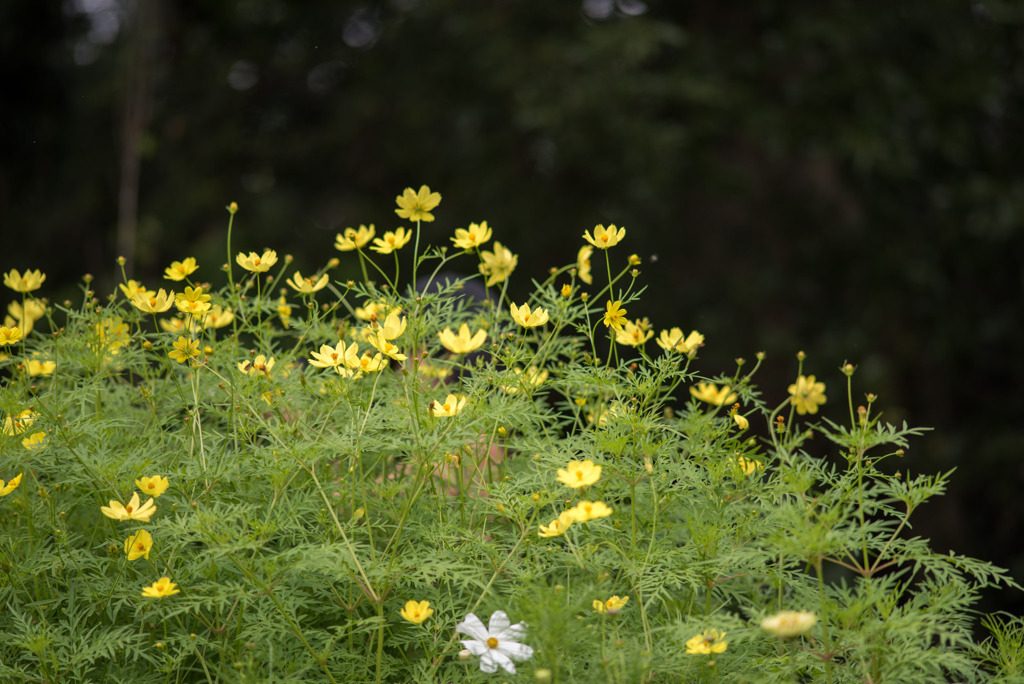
[
  {"left": 575, "top": 470, "right": 584, "bottom": 480},
  {"left": 136, "top": 542, "right": 146, "bottom": 550},
  {"left": 125, "top": 505, "right": 133, "bottom": 513},
  {"left": 147, "top": 483, "right": 155, "bottom": 490},
  {"left": 486, "top": 637, "right": 499, "bottom": 649}
]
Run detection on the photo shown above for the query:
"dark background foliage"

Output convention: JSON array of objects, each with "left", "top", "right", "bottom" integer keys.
[{"left": 3, "top": 0, "right": 1023, "bottom": 613}]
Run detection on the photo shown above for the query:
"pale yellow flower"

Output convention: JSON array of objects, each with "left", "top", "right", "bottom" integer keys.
[
  {"left": 568, "top": 500, "right": 613, "bottom": 522},
  {"left": 438, "top": 323, "right": 487, "bottom": 354},
  {"left": 174, "top": 286, "right": 212, "bottom": 316},
  {"left": 309, "top": 342, "right": 355, "bottom": 371},
  {"left": 2, "top": 410, "right": 36, "bottom": 436},
  {"left": 22, "top": 431, "right": 47, "bottom": 450},
  {"left": 370, "top": 311, "right": 406, "bottom": 340},
  {"left": 7, "top": 299, "right": 46, "bottom": 333},
  {"left": 0, "top": 326, "right": 23, "bottom": 346},
  {"left": 235, "top": 249, "right": 278, "bottom": 273},
  {"left": 592, "top": 596, "right": 629, "bottom": 614},
  {"left": 576, "top": 246, "right": 593, "bottom": 285},
  {"left": 135, "top": 475, "right": 170, "bottom": 498},
  {"left": 690, "top": 382, "right": 737, "bottom": 406},
  {"left": 400, "top": 600, "right": 434, "bottom": 624},
  {"left": 582, "top": 224, "right": 625, "bottom": 250},
  {"left": 788, "top": 375, "right": 826, "bottom": 415},
  {"left": 238, "top": 354, "right": 275, "bottom": 376},
  {"left": 656, "top": 328, "right": 704, "bottom": 356},
  {"left": 335, "top": 225, "right": 376, "bottom": 251},
  {"left": 761, "top": 610, "right": 817, "bottom": 638},
  {"left": 502, "top": 366, "right": 548, "bottom": 394},
  {"left": 141, "top": 577, "right": 179, "bottom": 598},
  {"left": 277, "top": 296, "right": 293, "bottom": 328},
  {"left": 93, "top": 318, "right": 129, "bottom": 357},
  {"left": 395, "top": 185, "right": 441, "bottom": 222},
  {"left": 131, "top": 288, "right": 175, "bottom": 314},
  {"left": 348, "top": 351, "right": 387, "bottom": 373},
  {"left": 538, "top": 510, "right": 577, "bottom": 537},
  {"left": 159, "top": 317, "right": 200, "bottom": 335},
  {"left": 685, "top": 629, "right": 728, "bottom": 654},
  {"left": 25, "top": 359, "right": 56, "bottom": 376},
  {"left": 614, "top": 319, "right": 653, "bottom": 347},
  {"left": 451, "top": 221, "right": 492, "bottom": 250},
  {"left": 163, "top": 258, "right": 198, "bottom": 281},
  {"left": 202, "top": 304, "right": 234, "bottom": 328},
  {"left": 4, "top": 269, "right": 46, "bottom": 293},
  {"left": 124, "top": 529, "right": 153, "bottom": 561},
  {"left": 509, "top": 302, "right": 549, "bottom": 328},
  {"left": 286, "top": 271, "right": 329, "bottom": 294},
  {"left": 370, "top": 227, "right": 413, "bottom": 254},
  {"left": 478, "top": 241, "right": 518, "bottom": 286},
  {"left": 168, "top": 337, "right": 200, "bottom": 365},
  {"left": 730, "top": 455, "right": 763, "bottom": 475},
  {"left": 0, "top": 473, "right": 23, "bottom": 496},
  {"left": 119, "top": 279, "right": 152, "bottom": 300},
  {"left": 430, "top": 394, "right": 467, "bottom": 418},
  {"left": 556, "top": 459, "right": 602, "bottom": 488},
  {"left": 101, "top": 492, "right": 157, "bottom": 522},
  {"left": 369, "top": 332, "right": 407, "bottom": 362}
]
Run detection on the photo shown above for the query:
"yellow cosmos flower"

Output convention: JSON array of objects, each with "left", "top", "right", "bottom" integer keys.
[
  {"left": 690, "top": 382, "right": 737, "bottom": 406},
  {"left": 395, "top": 185, "right": 441, "bottom": 222},
  {"left": 348, "top": 351, "right": 388, "bottom": 373},
  {"left": 478, "top": 241, "right": 518, "bottom": 286},
  {"left": 685, "top": 629, "right": 728, "bottom": 654},
  {"left": 141, "top": 577, "right": 179, "bottom": 598},
  {"left": 309, "top": 341, "right": 355, "bottom": 370},
  {"left": 287, "top": 271, "right": 329, "bottom": 294},
  {"left": 451, "top": 221, "right": 492, "bottom": 250},
  {"left": 124, "top": 529, "right": 153, "bottom": 561},
  {"left": 582, "top": 224, "right": 625, "bottom": 250},
  {"left": 568, "top": 500, "right": 613, "bottom": 522},
  {"left": 592, "top": 595, "right": 629, "bottom": 614},
  {"left": 202, "top": 304, "right": 234, "bottom": 328},
  {"left": 438, "top": 323, "right": 487, "bottom": 354},
  {"left": 729, "top": 455, "right": 763, "bottom": 476},
  {"left": 93, "top": 318, "right": 129, "bottom": 357},
  {"left": 614, "top": 319, "right": 653, "bottom": 347},
  {"left": 430, "top": 394, "right": 467, "bottom": 418},
  {"left": 101, "top": 492, "right": 157, "bottom": 522},
  {"left": 502, "top": 366, "right": 549, "bottom": 394},
  {"left": 135, "top": 475, "right": 170, "bottom": 498},
  {"left": 168, "top": 337, "right": 200, "bottom": 365},
  {"left": 7, "top": 299, "right": 46, "bottom": 333},
  {"left": 175, "top": 286, "right": 212, "bottom": 316},
  {"left": 576, "top": 246, "right": 593, "bottom": 285},
  {"left": 400, "top": 600, "right": 434, "bottom": 624},
  {"left": 163, "top": 258, "right": 198, "bottom": 281},
  {"left": 369, "top": 311, "right": 407, "bottom": 340},
  {"left": 4, "top": 269, "right": 46, "bottom": 293},
  {"left": 369, "top": 332, "right": 407, "bottom": 362},
  {"left": 22, "top": 431, "right": 47, "bottom": 450},
  {"left": 761, "top": 610, "right": 817, "bottom": 638},
  {"left": 509, "top": 302, "right": 549, "bottom": 328},
  {"left": 131, "top": 288, "right": 175, "bottom": 314},
  {"left": 561, "top": 284, "right": 573, "bottom": 298},
  {"left": 538, "top": 510, "right": 577, "bottom": 538},
  {"left": 370, "top": 227, "right": 413, "bottom": 254},
  {"left": 277, "top": 296, "right": 293, "bottom": 328},
  {"left": 238, "top": 354, "right": 275, "bottom": 376},
  {"left": 2, "top": 410, "right": 36, "bottom": 436},
  {"left": 235, "top": 249, "right": 278, "bottom": 273},
  {"left": 656, "top": 328, "right": 704, "bottom": 356},
  {"left": 159, "top": 317, "right": 199, "bottom": 335},
  {"left": 556, "top": 459, "right": 602, "bottom": 488},
  {"left": 0, "top": 473, "right": 23, "bottom": 497},
  {"left": 26, "top": 359, "right": 56, "bottom": 376},
  {"left": 602, "top": 300, "right": 627, "bottom": 331},
  {"left": 0, "top": 326, "right": 23, "bottom": 345},
  {"left": 119, "top": 279, "right": 152, "bottom": 300},
  {"left": 335, "top": 224, "right": 376, "bottom": 251},
  {"left": 788, "top": 375, "right": 826, "bottom": 415}
]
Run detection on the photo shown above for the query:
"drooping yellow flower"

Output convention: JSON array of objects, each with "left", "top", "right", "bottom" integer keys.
[
  {"left": 2, "top": 410, "right": 36, "bottom": 436},
  {"left": 576, "top": 246, "right": 593, "bottom": 285},
  {"left": 760, "top": 610, "right": 817, "bottom": 638},
  {"left": 25, "top": 359, "right": 56, "bottom": 376},
  {"left": 119, "top": 279, "right": 152, "bottom": 300},
  {"left": 509, "top": 302, "right": 549, "bottom": 328},
  {"left": 614, "top": 319, "right": 653, "bottom": 347},
  {"left": 788, "top": 375, "right": 826, "bottom": 415},
  {"left": 556, "top": 459, "right": 602, "bottom": 488},
  {"left": 22, "top": 431, "right": 47, "bottom": 450},
  {"left": 502, "top": 366, "right": 549, "bottom": 394},
  {"left": 235, "top": 249, "right": 278, "bottom": 273},
  {"left": 348, "top": 351, "right": 387, "bottom": 373},
  {"left": 238, "top": 354, "right": 275, "bottom": 376},
  {"left": 685, "top": 629, "right": 728, "bottom": 654},
  {"left": 141, "top": 577, "right": 179, "bottom": 598},
  {"left": 124, "top": 529, "right": 153, "bottom": 561},
  {"left": 438, "top": 323, "right": 487, "bottom": 354},
  {"left": 451, "top": 221, "right": 492, "bottom": 250},
  {"left": 538, "top": 510, "right": 577, "bottom": 538},
  {"left": 202, "top": 304, "right": 234, "bottom": 329},
  {"left": 135, "top": 475, "right": 170, "bottom": 498},
  {"left": 582, "top": 224, "right": 625, "bottom": 250},
  {"left": 656, "top": 328, "right": 704, "bottom": 356},
  {"left": 175, "top": 286, "right": 212, "bottom": 316},
  {"left": 163, "top": 258, "right": 198, "bottom": 281},
  {"left": 690, "top": 382, "right": 737, "bottom": 406},
  {"left": 7, "top": 299, "right": 46, "bottom": 333},
  {"left": 430, "top": 394, "right": 467, "bottom": 418},
  {"left": 602, "top": 301, "right": 627, "bottom": 331},
  {"left": 568, "top": 500, "right": 613, "bottom": 522},
  {"left": 286, "top": 271, "right": 329, "bottom": 294},
  {"left": 400, "top": 600, "right": 434, "bottom": 624},
  {"left": 168, "top": 336, "right": 200, "bottom": 365},
  {"left": 335, "top": 224, "right": 376, "bottom": 251},
  {"left": 369, "top": 332, "right": 407, "bottom": 362},
  {"left": 4, "top": 269, "right": 46, "bottom": 293},
  {"left": 592, "top": 596, "right": 629, "bottom": 614},
  {"left": 395, "top": 185, "right": 441, "bottom": 222},
  {"left": 478, "top": 241, "right": 518, "bottom": 286},
  {"left": 0, "top": 473, "right": 23, "bottom": 497},
  {"left": 370, "top": 311, "right": 407, "bottom": 340},
  {"left": 131, "top": 288, "right": 175, "bottom": 314},
  {"left": 370, "top": 227, "right": 413, "bottom": 254},
  {"left": 101, "top": 491, "right": 157, "bottom": 522},
  {"left": 0, "top": 326, "right": 23, "bottom": 345}
]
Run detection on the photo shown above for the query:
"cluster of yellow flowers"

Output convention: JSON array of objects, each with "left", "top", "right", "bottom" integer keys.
[
  {"left": 100, "top": 476, "right": 178, "bottom": 598},
  {"left": 539, "top": 459, "right": 613, "bottom": 537}
]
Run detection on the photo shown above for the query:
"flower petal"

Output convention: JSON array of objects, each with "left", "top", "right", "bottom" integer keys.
[{"left": 455, "top": 613, "right": 489, "bottom": 642}]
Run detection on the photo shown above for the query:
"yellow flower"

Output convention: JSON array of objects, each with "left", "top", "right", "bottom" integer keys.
[
  {"left": 2, "top": 410, "right": 36, "bottom": 436},
  {"left": 309, "top": 342, "right": 354, "bottom": 371},
  {"left": 335, "top": 225, "right": 376, "bottom": 251},
  {"left": 568, "top": 500, "right": 613, "bottom": 522},
  {"left": 370, "top": 227, "right": 413, "bottom": 254},
  {"left": 0, "top": 326, "right": 23, "bottom": 345},
  {"left": 602, "top": 301, "right": 627, "bottom": 331},
  {"left": 26, "top": 359, "right": 56, "bottom": 376},
  {"left": 238, "top": 354, "right": 275, "bottom": 376},
  {"left": 124, "top": 529, "right": 153, "bottom": 561},
  {"left": 369, "top": 333, "right": 407, "bottom": 362},
  {"left": 119, "top": 279, "right": 152, "bottom": 300},
  {"left": 135, "top": 475, "right": 170, "bottom": 498},
  {"left": 538, "top": 510, "right": 577, "bottom": 537},
  {"left": 592, "top": 596, "right": 629, "bottom": 614},
  {"left": 451, "top": 221, "right": 492, "bottom": 250},
  {"left": 235, "top": 249, "right": 278, "bottom": 273},
  {"left": 509, "top": 302, "right": 549, "bottom": 328},
  {"left": 0, "top": 473, "right": 23, "bottom": 496},
  {"left": 760, "top": 610, "right": 817, "bottom": 638},
  {"left": 627, "top": 253, "right": 641, "bottom": 266},
  {"left": 163, "top": 258, "right": 198, "bottom": 281},
  {"left": 730, "top": 455, "right": 763, "bottom": 476},
  {"left": 556, "top": 459, "right": 602, "bottom": 488},
  {"left": 141, "top": 577, "right": 179, "bottom": 598},
  {"left": 788, "top": 375, "right": 826, "bottom": 415},
  {"left": 438, "top": 323, "right": 487, "bottom": 354},
  {"left": 101, "top": 492, "right": 157, "bottom": 522},
  {"left": 582, "top": 224, "right": 625, "bottom": 250},
  {"left": 395, "top": 185, "right": 441, "bottom": 222},
  {"left": 22, "top": 431, "right": 47, "bottom": 450},
  {"left": 7, "top": 299, "right": 47, "bottom": 333},
  {"left": 159, "top": 317, "right": 199, "bottom": 335},
  {"left": 478, "top": 241, "right": 518, "bottom": 286},
  {"left": 576, "top": 246, "right": 593, "bottom": 285},
  {"left": 685, "top": 629, "right": 728, "bottom": 655},
  {"left": 277, "top": 296, "right": 293, "bottom": 327},
  {"left": 175, "top": 286, "right": 212, "bottom": 316},
  {"left": 286, "top": 271, "right": 329, "bottom": 294},
  {"left": 131, "top": 288, "right": 175, "bottom": 314},
  {"left": 168, "top": 337, "right": 200, "bottom": 365},
  {"left": 502, "top": 366, "right": 548, "bottom": 394},
  {"left": 430, "top": 394, "right": 467, "bottom": 418},
  {"left": 400, "top": 600, "right": 434, "bottom": 624},
  {"left": 656, "top": 328, "right": 704, "bottom": 356},
  {"left": 4, "top": 269, "right": 46, "bottom": 293},
  {"left": 370, "top": 311, "right": 407, "bottom": 340},
  {"left": 348, "top": 351, "right": 388, "bottom": 373},
  {"left": 94, "top": 318, "right": 129, "bottom": 357},
  {"left": 690, "top": 382, "right": 737, "bottom": 406},
  {"left": 614, "top": 319, "right": 653, "bottom": 347},
  {"left": 561, "top": 284, "right": 572, "bottom": 298},
  {"left": 202, "top": 304, "right": 234, "bottom": 328}
]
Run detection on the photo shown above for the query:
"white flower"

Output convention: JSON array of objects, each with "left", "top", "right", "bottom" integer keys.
[{"left": 455, "top": 610, "right": 534, "bottom": 674}]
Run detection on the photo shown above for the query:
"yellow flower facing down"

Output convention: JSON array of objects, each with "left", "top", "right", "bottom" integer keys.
[
  {"left": 614, "top": 319, "right": 653, "bottom": 347},
  {"left": 602, "top": 301, "right": 627, "bottom": 331},
  {"left": 235, "top": 249, "right": 279, "bottom": 273},
  {"left": 135, "top": 475, "right": 170, "bottom": 498},
  {"left": 761, "top": 610, "right": 817, "bottom": 638},
  {"left": 576, "top": 246, "right": 593, "bottom": 285},
  {"left": 286, "top": 271, "right": 329, "bottom": 294},
  {"left": 335, "top": 224, "right": 376, "bottom": 251},
  {"left": 400, "top": 600, "right": 434, "bottom": 624},
  {"left": 0, "top": 326, "right": 23, "bottom": 346},
  {"left": 732, "top": 411, "right": 750, "bottom": 430},
  {"left": 370, "top": 311, "right": 407, "bottom": 341},
  {"left": 509, "top": 302, "right": 549, "bottom": 328},
  {"left": 556, "top": 459, "right": 602, "bottom": 488},
  {"left": 656, "top": 328, "right": 704, "bottom": 356},
  {"left": 451, "top": 221, "right": 492, "bottom": 250},
  {"left": 26, "top": 359, "right": 56, "bottom": 376},
  {"left": 3, "top": 410, "right": 36, "bottom": 436},
  {"left": 22, "top": 431, "right": 47, "bottom": 450},
  {"left": 238, "top": 354, "right": 275, "bottom": 376},
  {"left": 168, "top": 336, "right": 200, "bottom": 365},
  {"left": 141, "top": 577, "right": 179, "bottom": 598},
  {"left": 593, "top": 595, "right": 629, "bottom": 614},
  {"left": 0, "top": 473, "right": 23, "bottom": 497},
  {"left": 124, "top": 529, "right": 153, "bottom": 561},
  {"left": 369, "top": 332, "right": 407, "bottom": 362},
  {"left": 7, "top": 299, "right": 46, "bottom": 333},
  {"left": 395, "top": 185, "right": 441, "bottom": 222},
  {"left": 119, "top": 279, "right": 152, "bottom": 300},
  {"left": 438, "top": 323, "right": 487, "bottom": 354},
  {"left": 175, "top": 286, "right": 212, "bottom": 316},
  {"left": 685, "top": 629, "right": 728, "bottom": 655},
  {"left": 430, "top": 394, "right": 467, "bottom": 418},
  {"left": 202, "top": 304, "right": 234, "bottom": 329},
  {"left": 370, "top": 227, "right": 413, "bottom": 254},
  {"left": 478, "top": 241, "right": 518, "bottom": 286},
  {"left": 582, "top": 224, "right": 625, "bottom": 250},
  {"left": 4, "top": 269, "right": 46, "bottom": 293},
  {"left": 131, "top": 288, "right": 175, "bottom": 314},
  {"left": 101, "top": 492, "right": 157, "bottom": 522},
  {"left": 347, "top": 351, "right": 388, "bottom": 374},
  {"left": 788, "top": 375, "right": 826, "bottom": 415},
  {"left": 568, "top": 500, "right": 613, "bottom": 522},
  {"left": 538, "top": 510, "right": 577, "bottom": 538},
  {"left": 163, "top": 258, "right": 198, "bottom": 281},
  {"left": 690, "top": 382, "right": 737, "bottom": 406}
]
